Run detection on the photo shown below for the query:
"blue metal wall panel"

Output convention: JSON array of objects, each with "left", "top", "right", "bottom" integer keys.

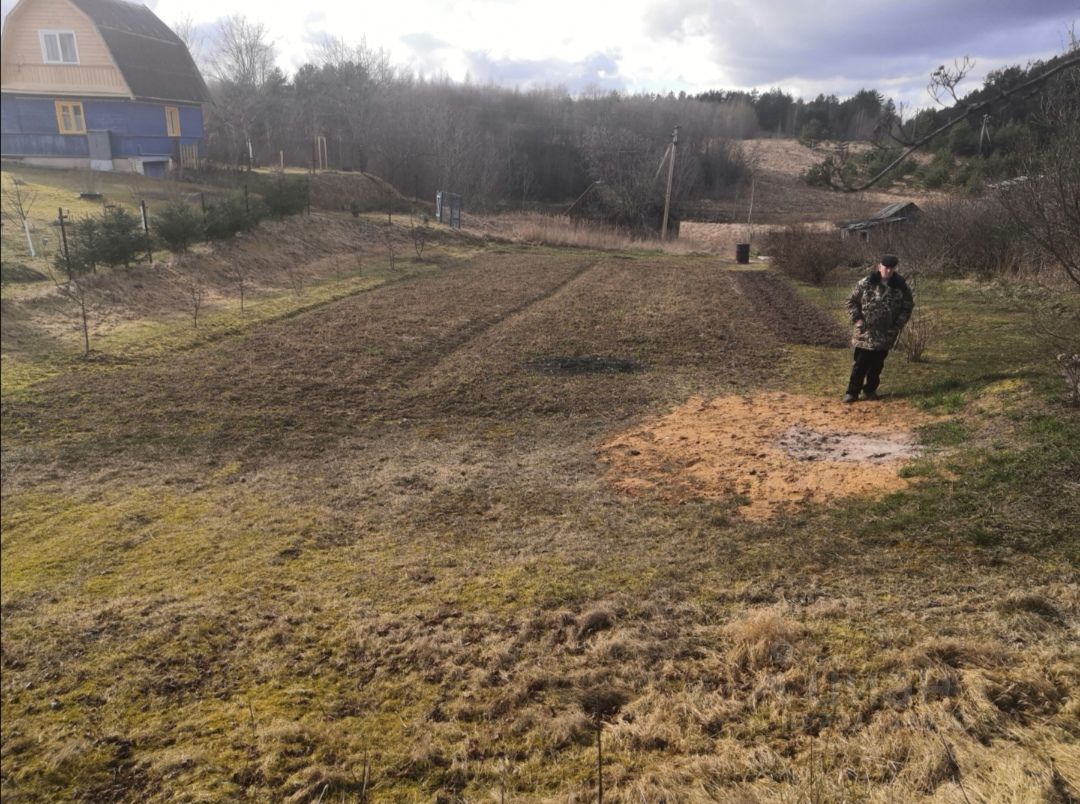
[
  {"left": 1, "top": 95, "right": 26, "bottom": 133},
  {"left": 178, "top": 105, "right": 204, "bottom": 138},
  {"left": 0, "top": 132, "right": 89, "bottom": 156},
  {"left": 84, "top": 100, "right": 163, "bottom": 136},
  {"left": 1, "top": 94, "right": 205, "bottom": 159},
  {"left": 1, "top": 95, "right": 61, "bottom": 134}
]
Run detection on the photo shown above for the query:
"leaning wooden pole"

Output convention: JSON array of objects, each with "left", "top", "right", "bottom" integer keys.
[
  {"left": 596, "top": 723, "right": 603, "bottom": 804},
  {"left": 661, "top": 125, "right": 679, "bottom": 240}
]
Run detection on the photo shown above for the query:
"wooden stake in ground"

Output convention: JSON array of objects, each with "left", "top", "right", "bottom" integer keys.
[{"left": 579, "top": 686, "right": 627, "bottom": 803}]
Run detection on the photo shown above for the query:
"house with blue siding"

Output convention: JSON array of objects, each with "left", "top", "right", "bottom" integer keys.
[{"left": 1, "top": 0, "right": 211, "bottom": 176}]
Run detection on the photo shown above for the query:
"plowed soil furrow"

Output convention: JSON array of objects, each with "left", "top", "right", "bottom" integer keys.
[
  {"left": 3, "top": 253, "right": 591, "bottom": 466},
  {"left": 4, "top": 255, "right": 803, "bottom": 481},
  {"left": 731, "top": 270, "right": 849, "bottom": 347},
  {"left": 402, "top": 257, "right": 781, "bottom": 420}
]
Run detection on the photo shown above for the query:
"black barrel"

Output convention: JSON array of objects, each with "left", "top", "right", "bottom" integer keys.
[{"left": 735, "top": 243, "right": 751, "bottom": 264}]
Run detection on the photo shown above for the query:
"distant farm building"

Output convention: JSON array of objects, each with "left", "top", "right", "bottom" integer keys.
[
  {"left": 836, "top": 202, "right": 921, "bottom": 241},
  {"left": 1, "top": 0, "right": 210, "bottom": 176}
]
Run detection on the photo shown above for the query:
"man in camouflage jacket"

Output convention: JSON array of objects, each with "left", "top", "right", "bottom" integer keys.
[{"left": 843, "top": 254, "right": 914, "bottom": 402}]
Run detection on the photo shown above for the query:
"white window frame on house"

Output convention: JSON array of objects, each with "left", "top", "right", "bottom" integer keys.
[{"left": 39, "top": 30, "right": 80, "bottom": 64}]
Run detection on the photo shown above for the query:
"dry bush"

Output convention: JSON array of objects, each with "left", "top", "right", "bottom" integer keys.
[
  {"left": 875, "top": 196, "right": 1030, "bottom": 281},
  {"left": 1057, "top": 353, "right": 1080, "bottom": 406},
  {"left": 760, "top": 225, "right": 856, "bottom": 285},
  {"left": 897, "top": 311, "right": 937, "bottom": 362}
]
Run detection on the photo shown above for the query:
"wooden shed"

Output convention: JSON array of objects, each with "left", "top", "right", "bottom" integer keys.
[{"left": 836, "top": 202, "right": 921, "bottom": 242}]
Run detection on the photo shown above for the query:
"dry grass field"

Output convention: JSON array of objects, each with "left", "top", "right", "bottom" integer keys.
[{"left": 2, "top": 161, "right": 1078, "bottom": 802}]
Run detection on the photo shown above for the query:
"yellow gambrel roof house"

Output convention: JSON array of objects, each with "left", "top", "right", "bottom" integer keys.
[{"left": 1, "top": 0, "right": 210, "bottom": 175}]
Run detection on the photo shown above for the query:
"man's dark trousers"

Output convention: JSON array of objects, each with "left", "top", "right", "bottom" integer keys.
[{"left": 847, "top": 347, "right": 889, "bottom": 396}]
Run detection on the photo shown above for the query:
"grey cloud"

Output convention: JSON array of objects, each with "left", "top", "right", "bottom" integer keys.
[
  {"left": 646, "top": 0, "right": 1076, "bottom": 87},
  {"left": 642, "top": 0, "right": 709, "bottom": 41},
  {"left": 401, "top": 31, "right": 452, "bottom": 52},
  {"left": 401, "top": 32, "right": 456, "bottom": 77},
  {"left": 463, "top": 50, "right": 627, "bottom": 93}
]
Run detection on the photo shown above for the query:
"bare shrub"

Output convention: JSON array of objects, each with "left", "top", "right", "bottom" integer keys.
[
  {"left": 1034, "top": 302, "right": 1080, "bottom": 405},
  {"left": 411, "top": 217, "right": 429, "bottom": 259},
  {"left": 1057, "top": 353, "right": 1080, "bottom": 406},
  {"left": 995, "top": 54, "right": 1080, "bottom": 288},
  {"left": 877, "top": 197, "right": 1028, "bottom": 280},
  {"left": 183, "top": 264, "right": 207, "bottom": 327},
  {"left": 897, "top": 311, "right": 937, "bottom": 362},
  {"left": 761, "top": 225, "right": 854, "bottom": 285}
]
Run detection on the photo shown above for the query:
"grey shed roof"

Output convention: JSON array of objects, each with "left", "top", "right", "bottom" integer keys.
[
  {"left": 870, "top": 202, "right": 919, "bottom": 220},
  {"left": 68, "top": 0, "right": 211, "bottom": 104}
]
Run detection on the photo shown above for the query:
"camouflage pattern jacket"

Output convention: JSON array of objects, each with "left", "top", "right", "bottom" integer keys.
[{"left": 845, "top": 271, "right": 914, "bottom": 351}]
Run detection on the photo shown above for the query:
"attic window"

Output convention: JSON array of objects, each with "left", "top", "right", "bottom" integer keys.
[{"left": 40, "top": 30, "right": 79, "bottom": 64}]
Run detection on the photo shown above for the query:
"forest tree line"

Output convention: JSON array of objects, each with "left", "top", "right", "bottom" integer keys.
[{"left": 187, "top": 17, "right": 1074, "bottom": 209}]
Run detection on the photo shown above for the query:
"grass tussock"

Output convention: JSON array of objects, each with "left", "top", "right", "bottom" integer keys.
[{"left": 724, "top": 607, "right": 803, "bottom": 674}]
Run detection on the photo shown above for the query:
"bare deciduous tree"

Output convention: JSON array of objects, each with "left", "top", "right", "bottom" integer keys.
[
  {"left": 283, "top": 261, "right": 305, "bottom": 297},
  {"left": 995, "top": 55, "right": 1080, "bottom": 288},
  {"left": 170, "top": 14, "right": 209, "bottom": 73},
  {"left": 47, "top": 264, "right": 93, "bottom": 356},
  {"left": 206, "top": 16, "right": 279, "bottom": 167},
  {"left": 211, "top": 16, "right": 275, "bottom": 86},
  {"left": 178, "top": 258, "right": 207, "bottom": 327},
  {"left": 231, "top": 262, "right": 249, "bottom": 314},
  {"left": 411, "top": 215, "right": 429, "bottom": 259},
  {"left": 385, "top": 227, "right": 396, "bottom": 271},
  {"left": 2, "top": 176, "right": 38, "bottom": 257}
]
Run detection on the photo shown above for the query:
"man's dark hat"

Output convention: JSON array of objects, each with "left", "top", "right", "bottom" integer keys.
[{"left": 880, "top": 254, "right": 900, "bottom": 268}]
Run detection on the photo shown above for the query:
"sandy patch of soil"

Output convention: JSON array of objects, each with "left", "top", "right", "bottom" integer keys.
[{"left": 600, "top": 392, "right": 932, "bottom": 519}]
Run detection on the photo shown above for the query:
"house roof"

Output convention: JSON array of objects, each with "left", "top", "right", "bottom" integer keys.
[
  {"left": 869, "top": 201, "right": 919, "bottom": 220},
  {"left": 68, "top": 0, "right": 211, "bottom": 103},
  {"left": 835, "top": 201, "right": 921, "bottom": 230}
]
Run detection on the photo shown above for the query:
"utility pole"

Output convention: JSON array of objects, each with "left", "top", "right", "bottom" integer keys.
[{"left": 661, "top": 125, "right": 678, "bottom": 240}]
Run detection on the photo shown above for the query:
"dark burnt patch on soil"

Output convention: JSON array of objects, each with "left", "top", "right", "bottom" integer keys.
[
  {"left": 731, "top": 270, "right": 848, "bottom": 348},
  {"left": 523, "top": 356, "right": 645, "bottom": 375}
]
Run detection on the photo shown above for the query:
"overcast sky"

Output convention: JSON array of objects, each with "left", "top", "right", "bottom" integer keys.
[{"left": 3, "top": 0, "right": 1076, "bottom": 109}]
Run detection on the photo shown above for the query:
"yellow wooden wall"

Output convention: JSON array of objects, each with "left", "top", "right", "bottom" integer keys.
[{"left": 0, "top": 0, "right": 131, "bottom": 96}]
